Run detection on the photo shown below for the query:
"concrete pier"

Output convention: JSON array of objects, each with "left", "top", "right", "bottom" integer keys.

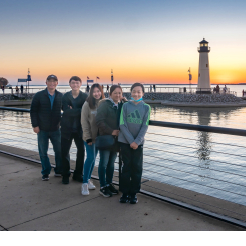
[{"left": 0, "top": 150, "right": 244, "bottom": 231}]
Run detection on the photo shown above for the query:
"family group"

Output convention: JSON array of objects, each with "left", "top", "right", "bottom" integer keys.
[{"left": 30, "top": 75, "right": 151, "bottom": 204}]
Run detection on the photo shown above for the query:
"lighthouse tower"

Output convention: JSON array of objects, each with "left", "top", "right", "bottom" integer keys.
[{"left": 197, "top": 38, "right": 211, "bottom": 94}]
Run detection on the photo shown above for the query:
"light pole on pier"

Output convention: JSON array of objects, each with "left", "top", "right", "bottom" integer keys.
[
  {"left": 27, "top": 68, "right": 32, "bottom": 94},
  {"left": 188, "top": 67, "right": 192, "bottom": 92},
  {"left": 111, "top": 69, "right": 114, "bottom": 85}
]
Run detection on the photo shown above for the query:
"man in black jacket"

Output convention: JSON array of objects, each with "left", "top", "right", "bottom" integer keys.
[
  {"left": 30, "top": 75, "right": 63, "bottom": 181},
  {"left": 60, "top": 76, "right": 88, "bottom": 184}
]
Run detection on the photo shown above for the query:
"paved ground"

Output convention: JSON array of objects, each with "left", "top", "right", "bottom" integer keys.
[{"left": 0, "top": 153, "right": 244, "bottom": 231}]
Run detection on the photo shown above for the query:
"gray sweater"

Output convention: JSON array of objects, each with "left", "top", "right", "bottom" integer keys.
[
  {"left": 81, "top": 101, "right": 99, "bottom": 143},
  {"left": 118, "top": 100, "right": 151, "bottom": 146}
]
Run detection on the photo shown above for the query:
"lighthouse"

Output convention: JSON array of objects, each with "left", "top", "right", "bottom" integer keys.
[{"left": 197, "top": 38, "right": 211, "bottom": 94}]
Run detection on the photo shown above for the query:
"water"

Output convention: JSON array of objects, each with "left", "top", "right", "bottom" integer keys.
[
  {"left": 0, "top": 89, "right": 246, "bottom": 206},
  {"left": 145, "top": 105, "right": 246, "bottom": 206}
]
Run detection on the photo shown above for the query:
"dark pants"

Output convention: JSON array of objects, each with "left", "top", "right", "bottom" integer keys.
[
  {"left": 37, "top": 129, "right": 62, "bottom": 175},
  {"left": 120, "top": 143, "right": 143, "bottom": 195},
  {"left": 98, "top": 150, "right": 117, "bottom": 187},
  {"left": 61, "top": 133, "right": 85, "bottom": 178}
]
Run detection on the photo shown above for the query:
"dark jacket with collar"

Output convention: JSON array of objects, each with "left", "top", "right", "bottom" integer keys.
[
  {"left": 30, "top": 88, "right": 63, "bottom": 132},
  {"left": 96, "top": 98, "right": 123, "bottom": 136},
  {"left": 60, "top": 90, "right": 88, "bottom": 139}
]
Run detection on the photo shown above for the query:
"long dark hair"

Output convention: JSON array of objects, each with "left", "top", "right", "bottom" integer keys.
[{"left": 86, "top": 83, "right": 105, "bottom": 109}]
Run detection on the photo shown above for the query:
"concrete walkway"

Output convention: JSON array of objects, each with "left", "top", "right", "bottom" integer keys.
[{"left": 0, "top": 153, "right": 243, "bottom": 231}]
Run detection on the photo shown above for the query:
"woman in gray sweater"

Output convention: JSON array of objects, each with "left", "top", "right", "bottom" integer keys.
[{"left": 81, "top": 84, "right": 104, "bottom": 195}]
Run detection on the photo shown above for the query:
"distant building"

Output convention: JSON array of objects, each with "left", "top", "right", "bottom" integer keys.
[{"left": 0, "top": 77, "right": 8, "bottom": 86}]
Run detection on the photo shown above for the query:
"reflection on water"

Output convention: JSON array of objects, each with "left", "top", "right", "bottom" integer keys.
[
  {"left": 147, "top": 105, "right": 246, "bottom": 206},
  {"left": 151, "top": 104, "right": 245, "bottom": 162},
  {"left": 1, "top": 105, "right": 246, "bottom": 206}
]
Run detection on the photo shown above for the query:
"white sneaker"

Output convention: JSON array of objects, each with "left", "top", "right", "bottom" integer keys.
[
  {"left": 88, "top": 179, "right": 96, "bottom": 190},
  {"left": 81, "top": 183, "right": 89, "bottom": 195}
]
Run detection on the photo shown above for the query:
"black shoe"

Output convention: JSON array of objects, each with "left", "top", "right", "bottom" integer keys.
[
  {"left": 99, "top": 186, "right": 112, "bottom": 197},
  {"left": 119, "top": 193, "right": 129, "bottom": 203},
  {"left": 62, "top": 176, "right": 69, "bottom": 184},
  {"left": 129, "top": 194, "right": 138, "bottom": 204},
  {"left": 42, "top": 175, "right": 49, "bottom": 181},
  {"left": 107, "top": 183, "right": 118, "bottom": 195},
  {"left": 72, "top": 174, "right": 83, "bottom": 183}
]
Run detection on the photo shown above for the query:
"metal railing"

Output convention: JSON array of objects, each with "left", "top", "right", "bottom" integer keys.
[
  {"left": 1, "top": 106, "right": 244, "bottom": 136},
  {"left": 1, "top": 86, "right": 181, "bottom": 94},
  {"left": 0, "top": 86, "right": 238, "bottom": 96},
  {"left": 0, "top": 106, "right": 246, "bottom": 227},
  {"left": 178, "top": 87, "right": 237, "bottom": 96}
]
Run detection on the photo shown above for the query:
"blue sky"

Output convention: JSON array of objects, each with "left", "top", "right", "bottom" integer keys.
[{"left": 1, "top": 0, "right": 246, "bottom": 84}]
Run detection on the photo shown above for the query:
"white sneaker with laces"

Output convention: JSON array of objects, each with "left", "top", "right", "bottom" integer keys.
[
  {"left": 81, "top": 183, "right": 89, "bottom": 195},
  {"left": 88, "top": 179, "right": 96, "bottom": 190}
]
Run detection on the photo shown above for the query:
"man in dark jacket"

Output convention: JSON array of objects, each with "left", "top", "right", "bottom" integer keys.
[
  {"left": 60, "top": 76, "right": 88, "bottom": 184},
  {"left": 30, "top": 75, "right": 63, "bottom": 181}
]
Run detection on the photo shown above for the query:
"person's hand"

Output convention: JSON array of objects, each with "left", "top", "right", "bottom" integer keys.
[
  {"left": 112, "top": 130, "right": 120, "bottom": 136},
  {"left": 130, "top": 142, "right": 138, "bottom": 150},
  {"left": 69, "top": 106, "right": 72, "bottom": 109},
  {"left": 88, "top": 142, "right": 92, "bottom": 146},
  {"left": 120, "top": 96, "right": 127, "bottom": 102},
  {"left": 33, "top": 126, "right": 40, "bottom": 134}
]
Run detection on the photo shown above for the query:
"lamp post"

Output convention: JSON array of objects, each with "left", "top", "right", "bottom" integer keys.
[
  {"left": 111, "top": 69, "right": 113, "bottom": 85},
  {"left": 188, "top": 67, "right": 192, "bottom": 92}
]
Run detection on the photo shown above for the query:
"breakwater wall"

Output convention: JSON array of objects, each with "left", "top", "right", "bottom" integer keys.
[
  {"left": 0, "top": 92, "right": 244, "bottom": 105},
  {"left": 105, "top": 92, "right": 245, "bottom": 104},
  {"left": 0, "top": 93, "right": 35, "bottom": 101}
]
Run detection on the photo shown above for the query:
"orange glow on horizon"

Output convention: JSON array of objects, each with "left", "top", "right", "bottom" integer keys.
[{"left": 2, "top": 46, "right": 246, "bottom": 85}]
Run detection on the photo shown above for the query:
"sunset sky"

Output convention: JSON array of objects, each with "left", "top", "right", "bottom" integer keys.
[{"left": 1, "top": 0, "right": 246, "bottom": 85}]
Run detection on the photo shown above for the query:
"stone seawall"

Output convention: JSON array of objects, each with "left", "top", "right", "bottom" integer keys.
[
  {"left": 0, "top": 93, "right": 35, "bottom": 101},
  {"left": 106, "top": 92, "right": 245, "bottom": 104},
  {"left": 168, "top": 93, "right": 243, "bottom": 103},
  {"left": 1, "top": 92, "right": 245, "bottom": 106},
  {"left": 104, "top": 92, "right": 173, "bottom": 101}
]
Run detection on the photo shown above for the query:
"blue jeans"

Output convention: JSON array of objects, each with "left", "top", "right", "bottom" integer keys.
[
  {"left": 83, "top": 142, "right": 98, "bottom": 184},
  {"left": 37, "top": 129, "right": 62, "bottom": 175},
  {"left": 98, "top": 150, "right": 117, "bottom": 187}
]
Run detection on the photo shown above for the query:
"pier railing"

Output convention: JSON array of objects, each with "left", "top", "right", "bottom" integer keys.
[
  {"left": 1, "top": 86, "right": 237, "bottom": 96},
  {"left": 0, "top": 106, "right": 246, "bottom": 227}
]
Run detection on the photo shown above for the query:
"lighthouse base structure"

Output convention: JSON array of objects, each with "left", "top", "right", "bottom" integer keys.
[{"left": 196, "top": 89, "right": 211, "bottom": 94}]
